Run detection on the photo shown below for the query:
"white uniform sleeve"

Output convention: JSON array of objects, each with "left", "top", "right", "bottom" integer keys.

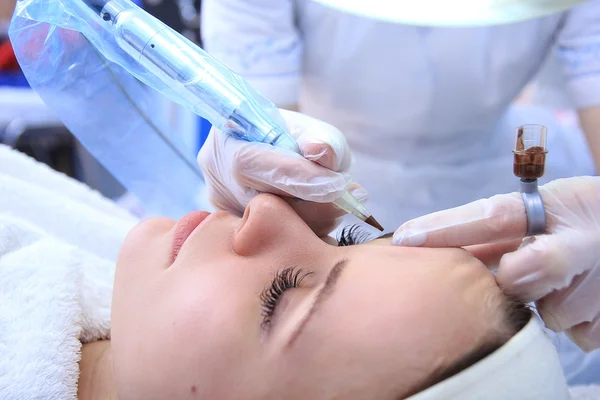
[
  {"left": 201, "top": 0, "right": 302, "bottom": 106},
  {"left": 556, "top": 0, "right": 600, "bottom": 109}
]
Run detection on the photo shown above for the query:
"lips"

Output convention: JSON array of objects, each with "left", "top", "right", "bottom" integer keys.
[{"left": 171, "top": 211, "right": 211, "bottom": 262}]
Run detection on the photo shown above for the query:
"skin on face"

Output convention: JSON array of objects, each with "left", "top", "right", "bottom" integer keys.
[{"left": 111, "top": 194, "right": 509, "bottom": 400}]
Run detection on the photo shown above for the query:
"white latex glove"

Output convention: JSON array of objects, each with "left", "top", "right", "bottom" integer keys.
[
  {"left": 393, "top": 176, "right": 600, "bottom": 352},
  {"left": 197, "top": 109, "right": 368, "bottom": 236}
]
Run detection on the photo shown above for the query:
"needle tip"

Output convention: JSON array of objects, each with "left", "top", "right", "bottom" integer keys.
[{"left": 364, "top": 216, "right": 384, "bottom": 231}]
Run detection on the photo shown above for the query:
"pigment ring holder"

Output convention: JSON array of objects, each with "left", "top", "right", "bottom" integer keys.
[{"left": 520, "top": 180, "right": 546, "bottom": 236}]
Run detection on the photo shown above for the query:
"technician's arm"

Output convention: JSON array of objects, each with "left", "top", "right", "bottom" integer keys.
[
  {"left": 555, "top": 0, "right": 600, "bottom": 173},
  {"left": 201, "top": 0, "right": 302, "bottom": 109}
]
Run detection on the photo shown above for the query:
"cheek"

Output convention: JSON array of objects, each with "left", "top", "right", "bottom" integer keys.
[
  {"left": 112, "top": 218, "right": 175, "bottom": 335},
  {"left": 112, "top": 218, "right": 179, "bottom": 394},
  {"left": 112, "top": 263, "right": 263, "bottom": 398}
]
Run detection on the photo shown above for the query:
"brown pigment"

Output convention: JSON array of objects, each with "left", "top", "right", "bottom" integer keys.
[
  {"left": 365, "top": 215, "right": 384, "bottom": 232},
  {"left": 513, "top": 146, "right": 546, "bottom": 180}
]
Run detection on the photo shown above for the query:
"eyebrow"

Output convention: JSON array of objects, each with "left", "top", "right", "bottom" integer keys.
[{"left": 286, "top": 259, "right": 348, "bottom": 348}]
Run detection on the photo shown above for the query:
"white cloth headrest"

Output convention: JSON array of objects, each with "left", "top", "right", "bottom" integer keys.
[{"left": 407, "top": 316, "right": 570, "bottom": 399}]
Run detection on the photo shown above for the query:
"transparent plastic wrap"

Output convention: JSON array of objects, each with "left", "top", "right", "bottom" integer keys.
[{"left": 8, "top": 0, "right": 289, "bottom": 219}]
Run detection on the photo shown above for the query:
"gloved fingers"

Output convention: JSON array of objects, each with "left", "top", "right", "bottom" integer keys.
[
  {"left": 565, "top": 317, "right": 600, "bottom": 353},
  {"left": 279, "top": 109, "right": 352, "bottom": 172},
  {"left": 393, "top": 192, "right": 526, "bottom": 247},
  {"left": 535, "top": 265, "right": 600, "bottom": 334},
  {"left": 463, "top": 239, "right": 522, "bottom": 269},
  {"left": 197, "top": 126, "right": 226, "bottom": 176},
  {"left": 198, "top": 127, "right": 266, "bottom": 212},
  {"left": 198, "top": 124, "right": 360, "bottom": 237},
  {"left": 496, "top": 233, "right": 596, "bottom": 303},
  {"left": 282, "top": 183, "right": 369, "bottom": 237},
  {"left": 233, "top": 141, "right": 348, "bottom": 203},
  {"left": 541, "top": 177, "right": 600, "bottom": 230}
]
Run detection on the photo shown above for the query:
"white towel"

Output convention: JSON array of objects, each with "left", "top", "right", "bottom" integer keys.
[
  {"left": 0, "top": 144, "right": 137, "bottom": 260},
  {"left": 0, "top": 145, "right": 598, "bottom": 399},
  {"left": 0, "top": 145, "right": 137, "bottom": 399}
]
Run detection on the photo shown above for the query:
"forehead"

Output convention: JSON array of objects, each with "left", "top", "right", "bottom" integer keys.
[
  {"left": 325, "top": 240, "right": 497, "bottom": 327},
  {"left": 288, "top": 243, "right": 502, "bottom": 394},
  {"left": 341, "top": 243, "right": 498, "bottom": 310}
]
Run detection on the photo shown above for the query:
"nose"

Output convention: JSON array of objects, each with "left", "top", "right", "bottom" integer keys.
[{"left": 233, "top": 194, "right": 316, "bottom": 256}]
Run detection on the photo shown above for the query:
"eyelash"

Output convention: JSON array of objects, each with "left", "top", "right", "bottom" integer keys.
[
  {"left": 337, "top": 225, "right": 373, "bottom": 246},
  {"left": 260, "top": 267, "right": 313, "bottom": 329}
]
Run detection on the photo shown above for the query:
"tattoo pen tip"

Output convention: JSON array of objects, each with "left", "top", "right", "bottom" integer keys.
[{"left": 365, "top": 216, "right": 384, "bottom": 231}]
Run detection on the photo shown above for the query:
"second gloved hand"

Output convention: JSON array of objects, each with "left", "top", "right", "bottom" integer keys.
[
  {"left": 393, "top": 177, "right": 600, "bottom": 352},
  {"left": 198, "top": 109, "right": 368, "bottom": 237}
]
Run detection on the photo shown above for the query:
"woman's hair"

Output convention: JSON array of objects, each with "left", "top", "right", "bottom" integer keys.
[{"left": 402, "top": 295, "right": 533, "bottom": 398}]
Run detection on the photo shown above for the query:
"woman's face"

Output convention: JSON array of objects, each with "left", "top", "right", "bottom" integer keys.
[{"left": 111, "top": 194, "right": 507, "bottom": 399}]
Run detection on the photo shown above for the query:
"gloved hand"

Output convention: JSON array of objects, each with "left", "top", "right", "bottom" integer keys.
[
  {"left": 393, "top": 176, "right": 600, "bottom": 352},
  {"left": 197, "top": 109, "right": 368, "bottom": 237}
]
